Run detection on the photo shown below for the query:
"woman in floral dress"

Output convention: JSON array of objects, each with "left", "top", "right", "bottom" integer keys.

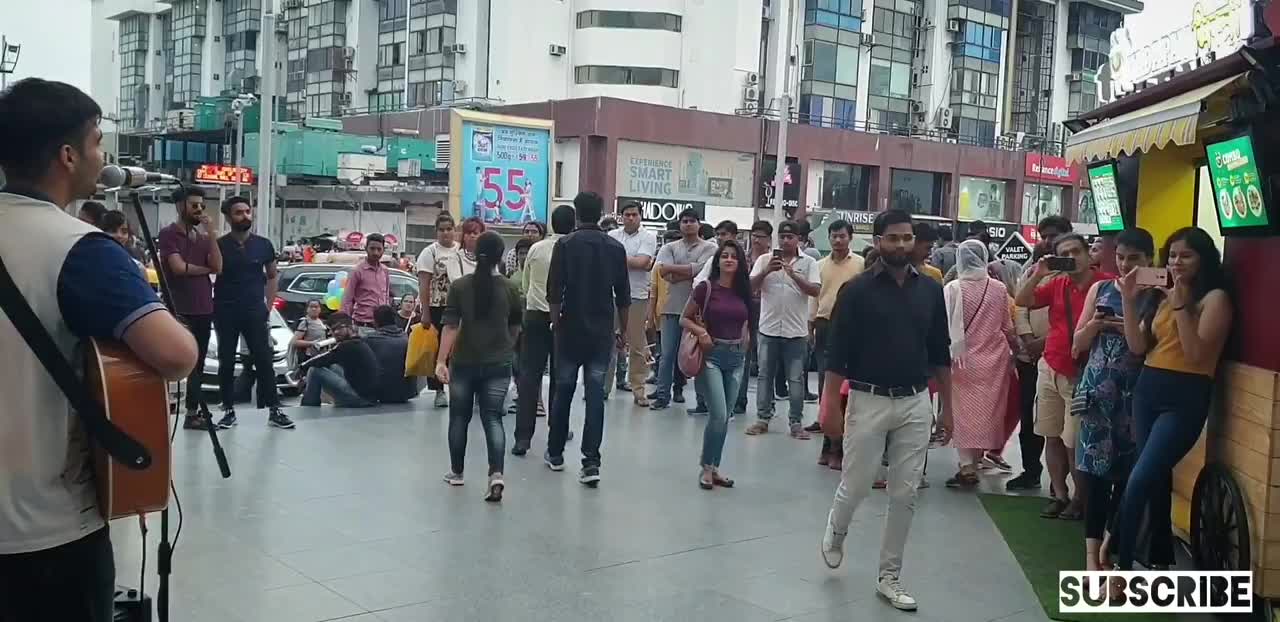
[{"left": 1070, "top": 228, "right": 1154, "bottom": 571}]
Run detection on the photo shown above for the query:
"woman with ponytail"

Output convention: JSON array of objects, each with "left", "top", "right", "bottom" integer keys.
[{"left": 435, "top": 231, "right": 525, "bottom": 502}]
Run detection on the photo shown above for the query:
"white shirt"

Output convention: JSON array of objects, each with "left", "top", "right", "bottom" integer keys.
[
  {"left": 415, "top": 242, "right": 475, "bottom": 308},
  {"left": 608, "top": 226, "right": 658, "bottom": 300},
  {"left": 750, "top": 252, "right": 821, "bottom": 339},
  {"left": 521, "top": 234, "right": 559, "bottom": 312}
]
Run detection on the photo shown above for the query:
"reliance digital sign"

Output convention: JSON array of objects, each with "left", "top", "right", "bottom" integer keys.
[{"left": 194, "top": 164, "right": 255, "bottom": 185}]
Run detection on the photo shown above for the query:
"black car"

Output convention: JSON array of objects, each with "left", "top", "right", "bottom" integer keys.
[{"left": 274, "top": 262, "right": 419, "bottom": 326}]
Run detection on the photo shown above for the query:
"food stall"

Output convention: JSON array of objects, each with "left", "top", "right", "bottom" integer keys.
[{"left": 1063, "top": 1, "right": 1280, "bottom": 613}]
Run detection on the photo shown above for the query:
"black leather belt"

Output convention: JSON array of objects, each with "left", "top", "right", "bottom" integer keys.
[{"left": 848, "top": 380, "right": 928, "bottom": 398}]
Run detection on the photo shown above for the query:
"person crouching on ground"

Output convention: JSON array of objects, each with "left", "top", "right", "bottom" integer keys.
[
  {"left": 298, "top": 312, "right": 381, "bottom": 408},
  {"left": 365, "top": 304, "right": 421, "bottom": 404}
]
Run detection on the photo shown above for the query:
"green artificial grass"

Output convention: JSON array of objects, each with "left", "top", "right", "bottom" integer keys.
[{"left": 979, "top": 494, "right": 1178, "bottom": 622}]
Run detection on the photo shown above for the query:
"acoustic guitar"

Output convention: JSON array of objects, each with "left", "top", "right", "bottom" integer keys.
[{"left": 85, "top": 338, "right": 172, "bottom": 520}]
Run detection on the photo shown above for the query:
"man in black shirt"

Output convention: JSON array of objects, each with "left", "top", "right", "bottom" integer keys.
[
  {"left": 298, "top": 312, "right": 381, "bottom": 408},
  {"left": 364, "top": 305, "right": 420, "bottom": 404},
  {"left": 545, "top": 191, "right": 630, "bottom": 487},
  {"left": 214, "top": 197, "right": 294, "bottom": 429},
  {"left": 818, "top": 209, "right": 953, "bottom": 612}
]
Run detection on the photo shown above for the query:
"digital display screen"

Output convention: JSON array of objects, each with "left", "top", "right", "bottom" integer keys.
[
  {"left": 1087, "top": 162, "right": 1125, "bottom": 233},
  {"left": 194, "top": 164, "right": 254, "bottom": 185},
  {"left": 1206, "top": 134, "right": 1270, "bottom": 230}
]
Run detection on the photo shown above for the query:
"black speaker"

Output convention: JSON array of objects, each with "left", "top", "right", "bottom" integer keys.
[{"left": 113, "top": 587, "right": 151, "bottom": 622}]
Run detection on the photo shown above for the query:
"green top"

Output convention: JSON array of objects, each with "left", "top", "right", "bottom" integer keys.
[{"left": 442, "top": 272, "right": 524, "bottom": 366}]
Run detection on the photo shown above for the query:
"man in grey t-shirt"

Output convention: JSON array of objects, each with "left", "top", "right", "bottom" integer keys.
[{"left": 650, "top": 208, "right": 717, "bottom": 409}]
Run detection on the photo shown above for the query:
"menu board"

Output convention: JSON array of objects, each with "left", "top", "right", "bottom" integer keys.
[
  {"left": 1206, "top": 135, "right": 1270, "bottom": 230},
  {"left": 1087, "top": 163, "right": 1125, "bottom": 233}
]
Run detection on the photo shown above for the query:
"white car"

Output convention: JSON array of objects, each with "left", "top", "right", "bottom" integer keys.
[{"left": 199, "top": 309, "right": 299, "bottom": 395}]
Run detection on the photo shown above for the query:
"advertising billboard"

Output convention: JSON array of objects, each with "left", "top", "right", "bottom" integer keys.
[{"left": 450, "top": 110, "right": 553, "bottom": 227}]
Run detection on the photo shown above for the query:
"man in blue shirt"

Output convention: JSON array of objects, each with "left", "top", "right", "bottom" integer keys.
[
  {"left": 0, "top": 78, "right": 198, "bottom": 621},
  {"left": 213, "top": 196, "right": 294, "bottom": 429}
]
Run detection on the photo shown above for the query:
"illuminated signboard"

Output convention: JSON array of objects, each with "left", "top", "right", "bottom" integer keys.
[{"left": 195, "top": 164, "right": 255, "bottom": 185}]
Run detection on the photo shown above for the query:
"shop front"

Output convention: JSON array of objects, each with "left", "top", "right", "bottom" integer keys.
[
  {"left": 1063, "top": 1, "right": 1280, "bottom": 604},
  {"left": 615, "top": 140, "right": 756, "bottom": 230},
  {"left": 1022, "top": 153, "right": 1080, "bottom": 228}
]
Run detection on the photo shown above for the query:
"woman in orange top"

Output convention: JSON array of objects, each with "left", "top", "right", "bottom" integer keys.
[{"left": 1112, "top": 227, "right": 1232, "bottom": 573}]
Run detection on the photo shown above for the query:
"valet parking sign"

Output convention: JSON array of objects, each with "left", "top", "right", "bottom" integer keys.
[
  {"left": 1059, "top": 571, "right": 1252, "bottom": 614},
  {"left": 451, "top": 110, "right": 553, "bottom": 227}
]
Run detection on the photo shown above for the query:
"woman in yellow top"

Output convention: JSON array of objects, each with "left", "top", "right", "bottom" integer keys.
[{"left": 1112, "top": 227, "right": 1232, "bottom": 574}]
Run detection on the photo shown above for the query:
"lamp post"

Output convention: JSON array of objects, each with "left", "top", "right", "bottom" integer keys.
[
  {"left": 771, "top": 0, "right": 796, "bottom": 235},
  {"left": 230, "top": 95, "right": 256, "bottom": 197},
  {"left": 0, "top": 36, "right": 22, "bottom": 91}
]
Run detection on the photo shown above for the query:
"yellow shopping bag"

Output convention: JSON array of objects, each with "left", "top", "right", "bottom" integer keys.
[{"left": 405, "top": 323, "right": 439, "bottom": 377}]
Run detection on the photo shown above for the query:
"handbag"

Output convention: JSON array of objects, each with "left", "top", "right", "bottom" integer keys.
[
  {"left": 404, "top": 322, "right": 440, "bottom": 377},
  {"left": 678, "top": 282, "right": 714, "bottom": 378}
]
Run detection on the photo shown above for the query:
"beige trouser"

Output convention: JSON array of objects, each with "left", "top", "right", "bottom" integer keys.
[{"left": 623, "top": 301, "right": 649, "bottom": 393}]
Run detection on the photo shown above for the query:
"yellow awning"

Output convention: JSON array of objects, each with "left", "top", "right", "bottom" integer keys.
[{"left": 1064, "top": 75, "right": 1243, "bottom": 164}]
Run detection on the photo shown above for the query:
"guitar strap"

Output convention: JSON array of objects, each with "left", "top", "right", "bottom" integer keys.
[{"left": 0, "top": 253, "right": 152, "bottom": 470}]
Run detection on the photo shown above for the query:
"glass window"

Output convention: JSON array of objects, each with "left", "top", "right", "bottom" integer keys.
[
  {"left": 576, "top": 10, "right": 682, "bottom": 31},
  {"left": 834, "top": 44, "right": 858, "bottom": 85},
  {"left": 869, "top": 57, "right": 891, "bottom": 95},
  {"left": 890, "top": 170, "right": 946, "bottom": 216},
  {"left": 813, "top": 41, "right": 837, "bottom": 82},
  {"left": 889, "top": 63, "right": 910, "bottom": 97},
  {"left": 822, "top": 162, "right": 875, "bottom": 211},
  {"left": 1022, "top": 183, "right": 1065, "bottom": 225},
  {"left": 957, "top": 176, "right": 1009, "bottom": 221}
]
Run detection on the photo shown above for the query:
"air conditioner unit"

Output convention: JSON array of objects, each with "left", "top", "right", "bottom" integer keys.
[
  {"left": 744, "top": 71, "right": 759, "bottom": 85},
  {"left": 947, "top": 19, "right": 963, "bottom": 33},
  {"left": 1069, "top": 71, "right": 1085, "bottom": 82},
  {"left": 340, "top": 92, "right": 352, "bottom": 105},
  {"left": 548, "top": 44, "right": 567, "bottom": 56},
  {"left": 449, "top": 43, "right": 467, "bottom": 54},
  {"left": 923, "top": 18, "right": 934, "bottom": 29},
  {"left": 453, "top": 80, "right": 468, "bottom": 94},
  {"left": 910, "top": 100, "right": 924, "bottom": 113},
  {"left": 935, "top": 107, "right": 953, "bottom": 128},
  {"left": 861, "top": 33, "right": 876, "bottom": 47},
  {"left": 743, "top": 85, "right": 760, "bottom": 102}
]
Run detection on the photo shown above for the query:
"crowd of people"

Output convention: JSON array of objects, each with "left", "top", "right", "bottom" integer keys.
[{"left": 0, "top": 76, "right": 1237, "bottom": 619}]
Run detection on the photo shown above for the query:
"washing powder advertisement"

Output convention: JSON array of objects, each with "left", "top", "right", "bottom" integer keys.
[{"left": 451, "top": 110, "right": 553, "bottom": 227}]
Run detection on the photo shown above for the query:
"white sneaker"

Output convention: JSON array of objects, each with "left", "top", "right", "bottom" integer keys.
[
  {"left": 877, "top": 576, "right": 918, "bottom": 611},
  {"left": 434, "top": 391, "right": 449, "bottom": 408},
  {"left": 821, "top": 512, "right": 846, "bottom": 569}
]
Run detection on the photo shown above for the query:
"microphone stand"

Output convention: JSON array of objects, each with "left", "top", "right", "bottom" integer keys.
[{"left": 126, "top": 188, "right": 232, "bottom": 622}]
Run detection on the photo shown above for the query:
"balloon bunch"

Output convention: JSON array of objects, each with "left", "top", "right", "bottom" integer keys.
[{"left": 324, "top": 271, "right": 348, "bottom": 311}]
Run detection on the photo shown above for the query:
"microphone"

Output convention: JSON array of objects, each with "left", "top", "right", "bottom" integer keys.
[{"left": 99, "top": 165, "right": 182, "bottom": 188}]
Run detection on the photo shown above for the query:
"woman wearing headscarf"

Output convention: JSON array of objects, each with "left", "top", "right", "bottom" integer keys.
[{"left": 943, "top": 240, "right": 1018, "bottom": 488}]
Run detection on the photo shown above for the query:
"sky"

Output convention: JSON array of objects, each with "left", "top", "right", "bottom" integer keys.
[{"left": 1, "top": 0, "right": 93, "bottom": 91}]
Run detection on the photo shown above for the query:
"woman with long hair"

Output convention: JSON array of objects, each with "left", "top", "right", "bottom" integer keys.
[
  {"left": 435, "top": 231, "right": 524, "bottom": 502},
  {"left": 1112, "top": 227, "right": 1231, "bottom": 575},
  {"left": 681, "top": 239, "right": 753, "bottom": 490},
  {"left": 415, "top": 213, "right": 477, "bottom": 408},
  {"left": 1070, "top": 228, "right": 1154, "bottom": 571},
  {"left": 943, "top": 239, "right": 1017, "bottom": 488}
]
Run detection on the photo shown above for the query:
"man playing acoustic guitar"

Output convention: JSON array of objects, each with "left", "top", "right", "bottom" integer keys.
[{"left": 0, "top": 79, "right": 198, "bottom": 621}]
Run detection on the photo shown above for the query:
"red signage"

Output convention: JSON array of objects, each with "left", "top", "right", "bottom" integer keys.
[
  {"left": 384, "top": 234, "right": 399, "bottom": 247},
  {"left": 194, "top": 164, "right": 255, "bottom": 185},
  {"left": 345, "top": 231, "right": 365, "bottom": 247},
  {"left": 1025, "top": 154, "right": 1079, "bottom": 184}
]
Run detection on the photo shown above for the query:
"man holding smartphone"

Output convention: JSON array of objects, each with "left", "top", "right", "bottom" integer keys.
[{"left": 1014, "top": 233, "right": 1113, "bottom": 520}]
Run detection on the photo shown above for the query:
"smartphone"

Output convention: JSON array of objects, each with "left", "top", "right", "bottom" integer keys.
[
  {"left": 1134, "top": 266, "right": 1170, "bottom": 288},
  {"left": 1095, "top": 305, "right": 1117, "bottom": 318},
  {"left": 772, "top": 249, "right": 783, "bottom": 259},
  {"left": 1045, "top": 256, "right": 1076, "bottom": 272}
]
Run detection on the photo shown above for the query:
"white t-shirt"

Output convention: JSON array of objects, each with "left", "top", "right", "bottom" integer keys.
[
  {"left": 415, "top": 242, "right": 476, "bottom": 308},
  {"left": 608, "top": 227, "right": 658, "bottom": 300},
  {"left": 750, "top": 252, "right": 820, "bottom": 339}
]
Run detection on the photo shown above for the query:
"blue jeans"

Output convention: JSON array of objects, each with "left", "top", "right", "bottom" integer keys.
[
  {"left": 447, "top": 362, "right": 512, "bottom": 475},
  {"left": 549, "top": 342, "right": 610, "bottom": 468},
  {"left": 757, "top": 334, "right": 807, "bottom": 424},
  {"left": 655, "top": 314, "right": 683, "bottom": 402},
  {"left": 301, "top": 365, "right": 376, "bottom": 408},
  {"left": 697, "top": 341, "right": 746, "bottom": 467},
  {"left": 1114, "top": 366, "right": 1213, "bottom": 570}
]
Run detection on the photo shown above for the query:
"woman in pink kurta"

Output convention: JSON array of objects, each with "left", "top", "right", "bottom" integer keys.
[{"left": 943, "top": 240, "right": 1017, "bottom": 488}]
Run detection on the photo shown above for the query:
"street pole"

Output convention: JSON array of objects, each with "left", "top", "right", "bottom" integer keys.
[
  {"left": 402, "top": 0, "right": 411, "bottom": 109},
  {"left": 233, "top": 108, "right": 245, "bottom": 196},
  {"left": 257, "top": 10, "right": 277, "bottom": 243},
  {"left": 771, "top": 0, "right": 796, "bottom": 233}
]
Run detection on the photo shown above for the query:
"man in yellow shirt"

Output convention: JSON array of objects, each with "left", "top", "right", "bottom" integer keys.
[
  {"left": 646, "top": 229, "right": 684, "bottom": 397},
  {"left": 912, "top": 222, "right": 944, "bottom": 284}
]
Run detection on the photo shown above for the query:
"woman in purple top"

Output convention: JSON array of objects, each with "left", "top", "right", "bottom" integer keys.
[{"left": 682, "top": 239, "right": 752, "bottom": 490}]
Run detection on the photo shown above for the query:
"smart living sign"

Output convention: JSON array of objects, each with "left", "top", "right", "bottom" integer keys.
[{"left": 1107, "top": 0, "right": 1255, "bottom": 101}]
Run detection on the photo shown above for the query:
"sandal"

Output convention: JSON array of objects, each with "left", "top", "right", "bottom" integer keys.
[
  {"left": 1040, "top": 498, "right": 1068, "bottom": 518},
  {"left": 699, "top": 467, "right": 714, "bottom": 490},
  {"left": 745, "top": 421, "right": 769, "bottom": 436},
  {"left": 1058, "top": 500, "right": 1085, "bottom": 521},
  {"left": 712, "top": 471, "right": 735, "bottom": 488},
  {"left": 945, "top": 471, "right": 979, "bottom": 488}
]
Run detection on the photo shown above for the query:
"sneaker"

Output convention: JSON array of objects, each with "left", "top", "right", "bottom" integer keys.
[
  {"left": 183, "top": 412, "right": 211, "bottom": 431},
  {"left": 544, "top": 451, "right": 565, "bottom": 472},
  {"left": 578, "top": 466, "right": 601, "bottom": 488},
  {"left": 268, "top": 408, "right": 295, "bottom": 429},
  {"left": 790, "top": 423, "right": 812, "bottom": 440},
  {"left": 805, "top": 391, "right": 820, "bottom": 404},
  {"left": 434, "top": 391, "right": 449, "bottom": 408},
  {"left": 803, "top": 421, "right": 822, "bottom": 433},
  {"left": 687, "top": 405, "right": 709, "bottom": 416},
  {"left": 984, "top": 453, "right": 1013, "bottom": 472},
  {"left": 443, "top": 471, "right": 464, "bottom": 486},
  {"left": 1005, "top": 471, "right": 1042, "bottom": 491},
  {"left": 876, "top": 576, "right": 918, "bottom": 611},
  {"left": 511, "top": 440, "right": 530, "bottom": 456},
  {"left": 918, "top": 477, "right": 930, "bottom": 489},
  {"left": 649, "top": 399, "right": 670, "bottom": 411},
  {"left": 821, "top": 513, "right": 846, "bottom": 569},
  {"left": 215, "top": 409, "right": 237, "bottom": 429},
  {"left": 485, "top": 473, "right": 504, "bottom": 501}
]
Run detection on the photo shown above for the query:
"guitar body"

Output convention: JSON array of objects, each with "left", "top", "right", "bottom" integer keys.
[{"left": 85, "top": 338, "right": 172, "bottom": 520}]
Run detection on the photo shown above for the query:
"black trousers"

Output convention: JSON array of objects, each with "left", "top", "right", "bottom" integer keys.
[
  {"left": 1016, "top": 359, "right": 1044, "bottom": 477},
  {"left": 181, "top": 313, "right": 213, "bottom": 411},
  {"left": 215, "top": 305, "right": 279, "bottom": 410},
  {"left": 515, "top": 310, "right": 556, "bottom": 443},
  {"left": 0, "top": 528, "right": 114, "bottom": 622}
]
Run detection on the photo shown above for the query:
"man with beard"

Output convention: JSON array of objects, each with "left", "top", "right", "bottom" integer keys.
[
  {"left": 158, "top": 186, "right": 223, "bottom": 429},
  {"left": 818, "top": 209, "right": 952, "bottom": 612},
  {"left": 213, "top": 196, "right": 294, "bottom": 429}
]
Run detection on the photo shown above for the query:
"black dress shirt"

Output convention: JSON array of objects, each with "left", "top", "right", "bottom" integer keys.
[
  {"left": 824, "top": 262, "right": 951, "bottom": 387},
  {"left": 546, "top": 223, "right": 629, "bottom": 357}
]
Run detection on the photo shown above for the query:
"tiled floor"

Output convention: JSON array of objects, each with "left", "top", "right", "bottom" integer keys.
[{"left": 109, "top": 380, "right": 1053, "bottom": 622}]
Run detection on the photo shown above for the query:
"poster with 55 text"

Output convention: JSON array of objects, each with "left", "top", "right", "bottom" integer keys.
[{"left": 460, "top": 121, "right": 551, "bottom": 226}]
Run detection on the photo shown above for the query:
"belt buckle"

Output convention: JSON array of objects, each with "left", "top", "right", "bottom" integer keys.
[{"left": 887, "top": 386, "right": 906, "bottom": 398}]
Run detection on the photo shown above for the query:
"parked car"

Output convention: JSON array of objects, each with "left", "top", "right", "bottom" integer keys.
[
  {"left": 273, "top": 263, "right": 419, "bottom": 327},
  {"left": 199, "top": 308, "right": 298, "bottom": 396}
]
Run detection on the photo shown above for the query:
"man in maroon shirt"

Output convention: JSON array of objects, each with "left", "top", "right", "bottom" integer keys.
[
  {"left": 341, "top": 233, "right": 392, "bottom": 333},
  {"left": 157, "top": 186, "right": 223, "bottom": 429},
  {"left": 1014, "top": 233, "right": 1114, "bottom": 520}
]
